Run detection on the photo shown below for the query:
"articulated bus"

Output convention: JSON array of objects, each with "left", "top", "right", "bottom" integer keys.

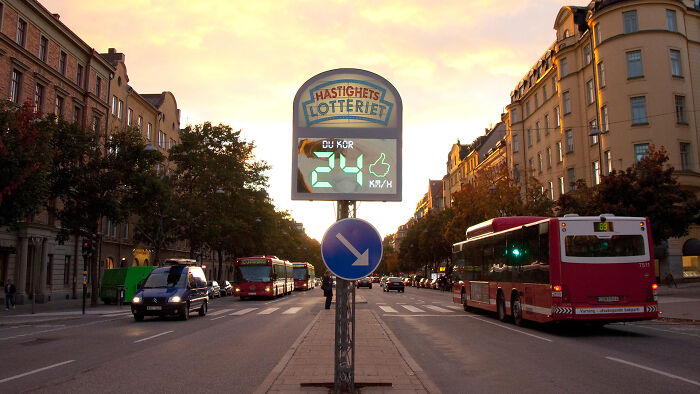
[
  {"left": 451, "top": 215, "right": 659, "bottom": 325},
  {"left": 233, "top": 256, "right": 294, "bottom": 300},
  {"left": 293, "top": 262, "right": 316, "bottom": 291}
]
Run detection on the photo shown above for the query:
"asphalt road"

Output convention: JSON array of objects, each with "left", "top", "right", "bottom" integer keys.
[
  {"left": 0, "top": 289, "right": 325, "bottom": 393},
  {"left": 360, "top": 284, "right": 700, "bottom": 393}
]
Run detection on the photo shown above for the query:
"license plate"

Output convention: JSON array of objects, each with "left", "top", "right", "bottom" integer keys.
[
  {"left": 597, "top": 296, "right": 619, "bottom": 302},
  {"left": 146, "top": 306, "right": 162, "bottom": 310},
  {"left": 248, "top": 292, "right": 256, "bottom": 295}
]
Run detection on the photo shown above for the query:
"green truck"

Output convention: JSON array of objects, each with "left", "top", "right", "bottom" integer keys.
[{"left": 100, "top": 266, "right": 155, "bottom": 304}]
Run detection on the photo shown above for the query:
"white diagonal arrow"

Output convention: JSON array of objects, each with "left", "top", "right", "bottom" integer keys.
[{"left": 336, "top": 233, "right": 369, "bottom": 266}]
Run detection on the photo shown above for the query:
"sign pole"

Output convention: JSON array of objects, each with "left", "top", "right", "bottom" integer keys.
[{"left": 334, "top": 200, "right": 354, "bottom": 393}]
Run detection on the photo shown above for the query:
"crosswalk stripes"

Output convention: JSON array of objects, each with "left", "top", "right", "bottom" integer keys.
[
  {"left": 379, "top": 305, "right": 398, "bottom": 313},
  {"left": 258, "top": 308, "right": 279, "bottom": 315},
  {"left": 445, "top": 305, "right": 462, "bottom": 310},
  {"left": 230, "top": 308, "right": 258, "bottom": 316},
  {"left": 424, "top": 305, "right": 451, "bottom": 313},
  {"left": 401, "top": 305, "right": 424, "bottom": 313},
  {"left": 208, "top": 308, "right": 234, "bottom": 316},
  {"left": 283, "top": 307, "right": 302, "bottom": 314}
]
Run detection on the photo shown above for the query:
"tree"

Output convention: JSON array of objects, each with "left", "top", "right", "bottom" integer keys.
[{"left": 0, "top": 102, "right": 52, "bottom": 227}]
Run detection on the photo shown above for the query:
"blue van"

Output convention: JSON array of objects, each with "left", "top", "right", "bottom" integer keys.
[{"left": 131, "top": 260, "right": 208, "bottom": 321}]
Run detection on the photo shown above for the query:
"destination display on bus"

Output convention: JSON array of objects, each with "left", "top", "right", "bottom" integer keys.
[
  {"left": 593, "top": 221, "right": 614, "bottom": 232},
  {"left": 238, "top": 259, "right": 268, "bottom": 265}
]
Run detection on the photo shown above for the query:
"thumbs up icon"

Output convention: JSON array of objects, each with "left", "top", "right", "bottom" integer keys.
[{"left": 369, "top": 153, "right": 391, "bottom": 178}]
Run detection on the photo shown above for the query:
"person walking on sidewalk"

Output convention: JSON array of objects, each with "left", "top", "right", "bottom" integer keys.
[
  {"left": 4, "top": 279, "right": 16, "bottom": 310},
  {"left": 321, "top": 271, "right": 333, "bottom": 309}
]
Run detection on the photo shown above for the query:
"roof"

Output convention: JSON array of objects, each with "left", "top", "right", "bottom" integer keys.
[{"left": 142, "top": 93, "right": 166, "bottom": 108}]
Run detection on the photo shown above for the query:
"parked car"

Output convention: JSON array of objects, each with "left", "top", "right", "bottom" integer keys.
[
  {"left": 131, "top": 261, "right": 208, "bottom": 321},
  {"left": 429, "top": 278, "right": 439, "bottom": 289},
  {"left": 356, "top": 278, "right": 372, "bottom": 289},
  {"left": 207, "top": 280, "right": 221, "bottom": 298},
  {"left": 219, "top": 280, "right": 233, "bottom": 296},
  {"left": 380, "top": 277, "right": 388, "bottom": 287},
  {"left": 384, "top": 277, "right": 405, "bottom": 293},
  {"left": 402, "top": 277, "right": 411, "bottom": 286}
]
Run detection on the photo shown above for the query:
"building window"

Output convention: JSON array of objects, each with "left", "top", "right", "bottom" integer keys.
[
  {"left": 127, "top": 108, "right": 133, "bottom": 126},
  {"left": 169, "top": 138, "right": 175, "bottom": 150},
  {"left": 597, "top": 62, "right": 606, "bottom": 87},
  {"left": 39, "top": 36, "right": 48, "bottom": 62},
  {"left": 544, "top": 114, "right": 550, "bottom": 135},
  {"left": 666, "top": 9, "right": 677, "bottom": 32},
  {"left": 675, "top": 95, "right": 687, "bottom": 124},
  {"left": 514, "top": 164, "right": 520, "bottom": 182},
  {"left": 93, "top": 116, "right": 101, "bottom": 133},
  {"left": 630, "top": 96, "right": 648, "bottom": 125},
  {"left": 54, "top": 95, "right": 64, "bottom": 117},
  {"left": 511, "top": 108, "right": 518, "bottom": 123},
  {"left": 558, "top": 176, "right": 565, "bottom": 195},
  {"left": 527, "top": 129, "right": 532, "bottom": 147},
  {"left": 16, "top": 18, "right": 26, "bottom": 47},
  {"left": 76, "top": 64, "right": 83, "bottom": 87},
  {"left": 112, "top": 96, "right": 118, "bottom": 116},
  {"left": 634, "top": 143, "right": 649, "bottom": 162},
  {"left": 118, "top": 100, "right": 123, "bottom": 120},
  {"left": 536, "top": 121, "right": 541, "bottom": 142},
  {"left": 589, "top": 119, "right": 599, "bottom": 144},
  {"left": 9, "top": 70, "right": 22, "bottom": 104},
  {"left": 601, "top": 105, "right": 609, "bottom": 132},
  {"left": 59, "top": 51, "right": 67, "bottom": 75},
  {"left": 147, "top": 123, "right": 152, "bottom": 140},
  {"left": 552, "top": 77, "right": 558, "bottom": 93},
  {"left": 46, "top": 255, "right": 53, "bottom": 286},
  {"left": 537, "top": 153, "right": 543, "bottom": 174},
  {"left": 555, "top": 106, "right": 561, "bottom": 127},
  {"left": 546, "top": 147, "right": 552, "bottom": 168},
  {"left": 525, "top": 101, "right": 530, "bottom": 117},
  {"left": 584, "top": 44, "right": 591, "bottom": 65},
  {"left": 556, "top": 141, "right": 563, "bottom": 162},
  {"left": 560, "top": 58, "right": 568, "bottom": 78},
  {"left": 548, "top": 181, "right": 554, "bottom": 200},
  {"left": 138, "top": 116, "right": 143, "bottom": 132},
  {"left": 594, "top": 23, "right": 601, "bottom": 45},
  {"left": 565, "top": 129, "right": 573, "bottom": 153},
  {"left": 593, "top": 161, "right": 601, "bottom": 185},
  {"left": 513, "top": 135, "right": 519, "bottom": 153},
  {"left": 626, "top": 50, "right": 643, "bottom": 78},
  {"left": 623, "top": 10, "right": 638, "bottom": 34},
  {"left": 586, "top": 80, "right": 594, "bottom": 105},
  {"left": 528, "top": 158, "right": 534, "bottom": 171},
  {"left": 63, "top": 256, "right": 71, "bottom": 286},
  {"left": 95, "top": 76, "right": 102, "bottom": 97},
  {"left": 534, "top": 93, "right": 539, "bottom": 108},
  {"left": 670, "top": 49, "right": 682, "bottom": 77},
  {"left": 543, "top": 85, "right": 547, "bottom": 101},
  {"left": 563, "top": 91, "right": 571, "bottom": 114},
  {"left": 33, "top": 84, "right": 44, "bottom": 114},
  {"left": 605, "top": 150, "right": 612, "bottom": 174},
  {"left": 74, "top": 105, "right": 82, "bottom": 123},
  {"left": 567, "top": 168, "right": 576, "bottom": 191},
  {"left": 680, "top": 143, "right": 691, "bottom": 171}
]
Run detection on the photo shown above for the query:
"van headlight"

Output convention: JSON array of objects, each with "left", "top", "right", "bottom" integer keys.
[
  {"left": 265, "top": 287, "right": 271, "bottom": 292},
  {"left": 132, "top": 296, "right": 141, "bottom": 303},
  {"left": 168, "top": 295, "right": 182, "bottom": 303}
]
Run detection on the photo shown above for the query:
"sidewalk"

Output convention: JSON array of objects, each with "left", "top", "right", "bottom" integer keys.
[
  {"left": 258, "top": 307, "right": 439, "bottom": 394},
  {"left": 0, "top": 297, "right": 131, "bottom": 326},
  {"left": 657, "top": 281, "right": 700, "bottom": 322}
]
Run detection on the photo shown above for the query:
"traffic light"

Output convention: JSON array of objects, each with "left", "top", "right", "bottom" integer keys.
[{"left": 82, "top": 238, "right": 91, "bottom": 256}]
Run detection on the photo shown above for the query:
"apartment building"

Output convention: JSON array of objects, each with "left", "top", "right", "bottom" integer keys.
[
  {"left": 505, "top": 0, "right": 700, "bottom": 278},
  {"left": 414, "top": 180, "right": 444, "bottom": 220}
]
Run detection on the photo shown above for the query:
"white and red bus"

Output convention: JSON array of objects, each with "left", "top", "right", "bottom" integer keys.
[
  {"left": 293, "top": 262, "right": 316, "bottom": 291},
  {"left": 233, "top": 256, "right": 294, "bottom": 299},
  {"left": 451, "top": 215, "right": 658, "bottom": 325}
]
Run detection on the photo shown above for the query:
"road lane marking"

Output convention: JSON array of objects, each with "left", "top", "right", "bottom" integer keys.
[
  {"left": 445, "top": 305, "right": 462, "bottom": 310},
  {"left": 0, "top": 316, "right": 130, "bottom": 341},
  {"left": 401, "top": 305, "right": 424, "bottom": 313},
  {"left": 379, "top": 306, "right": 398, "bottom": 313},
  {"left": 606, "top": 357, "right": 700, "bottom": 387},
  {"left": 133, "top": 330, "right": 174, "bottom": 343},
  {"left": 635, "top": 324, "right": 700, "bottom": 339},
  {"left": 210, "top": 316, "right": 227, "bottom": 321},
  {"left": 208, "top": 308, "right": 234, "bottom": 316},
  {"left": 259, "top": 308, "right": 279, "bottom": 315},
  {"left": 0, "top": 360, "right": 75, "bottom": 384},
  {"left": 230, "top": 308, "right": 257, "bottom": 316},
  {"left": 283, "top": 307, "right": 302, "bottom": 314},
  {"left": 425, "top": 305, "right": 451, "bottom": 313},
  {"left": 468, "top": 316, "right": 552, "bottom": 342}
]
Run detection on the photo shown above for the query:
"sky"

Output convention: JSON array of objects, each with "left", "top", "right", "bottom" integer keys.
[{"left": 40, "top": 0, "right": 579, "bottom": 242}]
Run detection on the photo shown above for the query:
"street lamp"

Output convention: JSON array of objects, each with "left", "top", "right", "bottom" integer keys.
[{"left": 589, "top": 127, "right": 605, "bottom": 180}]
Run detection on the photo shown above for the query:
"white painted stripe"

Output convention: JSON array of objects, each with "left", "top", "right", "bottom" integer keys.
[
  {"left": 0, "top": 360, "right": 75, "bottom": 384},
  {"left": 283, "top": 307, "right": 302, "bottom": 314},
  {"left": 208, "top": 308, "right": 234, "bottom": 316},
  {"left": 379, "top": 306, "right": 398, "bottom": 313},
  {"left": 376, "top": 302, "right": 387, "bottom": 305},
  {"left": 230, "top": 308, "right": 257, "bottom": 316},
  {"left": 401, "top": 305, "right": 424, "bottom": 313},
  {"left": 606, "top": 357, "right": 700, "bottom": 387},
  {"left": 636, "top": 325, "right": 700, "bottom": 339},
  {"left": 209, "top": 316, "right": 227, "bottom": 321},
  {"left": 425, "top": 305, "right": 451, "bottom": 313},
  {"left": 133, "top": 330, "right": 174, "bottom": 343},
  {"left": 258, "top": 308, "right": 279, "bottom": 315},
  {"left": 469, "top": 316, "right": 552, "bottom": 342},
  {"left": 446, "top": 305, "right": 462, "bottom": 310}
]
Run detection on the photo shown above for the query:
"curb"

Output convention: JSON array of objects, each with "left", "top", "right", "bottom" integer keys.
[
  {"left": 371, "top": 310, "right": 442, "bottom": 394},
  {"left": 0, "top": 315, "right": 83, "bottom": 327},
  {"left": 253, "top": 309, "right": 323, "bottom": 394}
]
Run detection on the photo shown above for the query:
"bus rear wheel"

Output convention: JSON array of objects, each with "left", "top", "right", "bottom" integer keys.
[
  {"left": 512, "top": 294, "right": 523, "bottom": 326},
  {"left": 497, "top": 292, "right": 507, "bottom": 322}
]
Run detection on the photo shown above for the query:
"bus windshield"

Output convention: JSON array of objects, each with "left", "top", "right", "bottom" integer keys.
[
  {"left": 564, "top": 234, "right": 646, "bottom": 257},
  {"left": 238, "top": 265, "right": 272, "bottom": 282},
  {"left": 143, "top": 270, "right": 187, "bottom": 288},
  {"left": 293, "top": 268, "right": 307, "bottom": 280}
]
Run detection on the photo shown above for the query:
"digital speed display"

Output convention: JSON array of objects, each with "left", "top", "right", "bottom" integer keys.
[{"left": 296, "top": 138, "right": 397, "bottom": 196}]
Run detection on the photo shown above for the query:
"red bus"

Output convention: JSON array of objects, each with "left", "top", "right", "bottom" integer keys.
[
  {"left": 233, "top": 256, "right": 294, "bottom": 299},
  {"left": 293, "top": 262, "right": 316, "bottom": 291},
  {"left": 451, "top": 215, "right": 658, "bottom": 325}
]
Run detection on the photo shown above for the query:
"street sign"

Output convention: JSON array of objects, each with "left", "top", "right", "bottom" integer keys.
[
  {"left": 321, "top": 218, "right": 383, "bottom": 280},
  {"left": 291, "top": 69, "right": 402, "bottom": 201}
]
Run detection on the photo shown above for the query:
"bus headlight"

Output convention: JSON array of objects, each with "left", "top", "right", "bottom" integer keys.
[
  {"left": 132, "top": 296, "right": 141, "bottom": 303},
  {"left": 168, "top": 296, "right": 181, "bottom": 303},
  {"left": 265, "top": 287, "right": 271, "bottom": 292}
]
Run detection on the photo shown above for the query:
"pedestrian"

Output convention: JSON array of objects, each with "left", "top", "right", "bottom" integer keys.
[
  {"left": 321, "top": 271, "right": 333, "bottom": 309},
  {"left": 4, "top": 279, "right": 16, "bottom": 310}
]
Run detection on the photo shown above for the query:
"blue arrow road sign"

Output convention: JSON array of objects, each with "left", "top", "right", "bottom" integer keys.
[{"left": 321, "top": 218, "right": 383, "bottom": 280}]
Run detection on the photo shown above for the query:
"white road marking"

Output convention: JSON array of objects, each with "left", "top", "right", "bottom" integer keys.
[
  {"left": 445, "top": 305, "right": 462, "bottom": 310},
  {"left": 207, "top": 308, "right": 234, "bottom": 316},
  {"left": 424, "top": 305, "right": 451, "bottom": 313},
  {"left": 401, "top": 305, "right": 424, "bottom": 313},
  {"left": 0, "top": 360, "right": 75, "bottom": 384},
  {"left": 209, "top": 316, "right": 227, "bottom": 321},
  {"left": 258, "top": 308, "right": 279, "bottom": 315},
  {"left": 133, "top": 330, "right": 174, "bottom": 343},
  {"left": 0, "top": 316, "right": 129, "bottom": 341},
  {"left": 606, "top": 357, "right": 700, "bottom": 387},
  {"left": 283, "top": 307, "right": 302, "bottom": 314},
  {"left": 635, "top": 324, "right": 700, "bottom": 339},
  {"left": 230, "top": 308, "right": 257, "bottom": 316},
  {"left": 379, "top": 306, "right": 398, "bottom": 313},
  {"left": 468, "top": 316, "right": 552, "bottom": 342}
]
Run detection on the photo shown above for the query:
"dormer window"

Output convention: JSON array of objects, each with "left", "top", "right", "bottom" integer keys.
[{"left": 563, "top": 29, "right": 570, "bottom": 39}]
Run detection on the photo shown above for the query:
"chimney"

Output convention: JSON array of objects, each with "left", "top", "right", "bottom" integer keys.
[{"left": 52, "top": 13, "right": 60, "bottom": 20}]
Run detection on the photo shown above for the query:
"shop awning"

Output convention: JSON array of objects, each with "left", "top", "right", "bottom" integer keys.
[{"left": 682, "top": 238, "right": 700, "bottom": 256}]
